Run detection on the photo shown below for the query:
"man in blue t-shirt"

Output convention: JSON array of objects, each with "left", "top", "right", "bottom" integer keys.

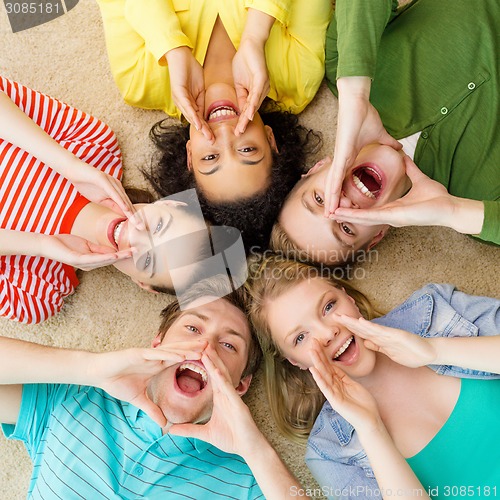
[{"left": 0, "top": 278, "right": 301, "bottom": 499}]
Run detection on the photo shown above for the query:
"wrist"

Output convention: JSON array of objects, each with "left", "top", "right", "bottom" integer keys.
[
  {"left": 165, "top": 45, "right": 192, "bottom": 65},
  {"left": 448, "top": 197, "right": 484, "bottom": 235},
  {"left": 241, "top": 9, "right": 274, "bottom": 46},
  {"left": 337, "top": 76, "right": 371, "bottom": 100}
]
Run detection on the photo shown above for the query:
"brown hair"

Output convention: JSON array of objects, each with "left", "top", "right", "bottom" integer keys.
[
  {"left": 158, "top": 275, "right": 262, "bottom": 379},
  {"left": 247, "top": 254, "right": 380, "bottom": 442}
]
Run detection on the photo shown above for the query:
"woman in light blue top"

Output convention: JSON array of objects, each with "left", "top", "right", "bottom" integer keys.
[{"left": 249, "top": 256, "right": 500, "bottom": 499}]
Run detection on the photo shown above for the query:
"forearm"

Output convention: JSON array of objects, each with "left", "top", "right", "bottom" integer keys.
[
  {"left": 359, "top": 423, "right": 429, "bottom": 498},
  {"left": 243, "top": 434, "right": 305, "bottom": 499},
  {"left": 0, "top": 90, "right": 83, "bottom": 180},
  {"left": 0, "top": 337, "right": 95, "bottom": 386},
  {"left": 431, "top": 336, "right": 500, "bottom": 374},
  {"left": 447, "top": 197, "right": 485, "bottom": 235},
  {"left": 241, "top": 8, "right": 276, "bottom": 47}
]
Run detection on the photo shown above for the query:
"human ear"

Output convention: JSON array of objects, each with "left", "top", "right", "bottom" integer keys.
[
  {"left": 367, "top": 226, "right": 389, "bottom": 250},
  {"left": 264, "top": 125, "right": 279, "bottom": 154},
  {"left": 304, "top": 156, "right": 332, "bottom": 177},
  {"left": 151, "top": 333, "right": 163, "bottom": 348},
  {"left": 134, "top": 279, "right": 160, "bottom": 294},
  {"left": 186, "top": 140, "right": 193, "bottom": 171},
  {"left": 235, "top": 374, "right": 253, "bottom": 397}
]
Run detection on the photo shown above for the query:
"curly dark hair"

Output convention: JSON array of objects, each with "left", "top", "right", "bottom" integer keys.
[{"left": 142, "top": 106, "right": 322, "bottom": 252}]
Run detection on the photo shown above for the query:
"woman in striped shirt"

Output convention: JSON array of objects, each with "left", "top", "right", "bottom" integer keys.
[{"left": 0, "top": 77, "right": 212, "bottom": 324}]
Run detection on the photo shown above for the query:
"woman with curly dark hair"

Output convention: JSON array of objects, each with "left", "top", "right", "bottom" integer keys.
[
  {"left": 144, "top": 108, "right": 321, "bottom": 251},
  {"left": 97, "top": 1, "right": 330, "bottom": 248}
]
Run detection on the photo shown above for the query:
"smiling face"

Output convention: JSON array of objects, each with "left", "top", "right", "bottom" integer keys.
[
  {"left": 186, "top": 83, "right": 277, "bottom": 202},
  {"left": 110, "top": 201, "right": 208, "bottom": 292},
  {"left": 148, "top": 297, "right": 252, "bottom": 425},
  {"left": 265, "top": 278, "right": 376, "bottom": 379},
  {"left": 278, "top": 144, "right": 411, "bottom": 264}
]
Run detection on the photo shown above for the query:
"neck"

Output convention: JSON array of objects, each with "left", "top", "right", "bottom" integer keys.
[
  {"left": 204, "top": 16, "right": 236, "bottom": 87},
  {"left": 71, "top": 202, "right": 122, "bottom": 247}
]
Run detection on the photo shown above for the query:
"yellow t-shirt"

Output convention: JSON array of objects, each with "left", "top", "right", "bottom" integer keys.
[{"left": 97, "top": 0, "right": 332, "bottom": 117}]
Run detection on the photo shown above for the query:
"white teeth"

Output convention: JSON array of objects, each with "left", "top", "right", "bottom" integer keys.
[
  {"left": 333, "top": 336, "right": 354, "bottom": 359},
  {"left": 208, "top": 106, "right": 238, "bottom": 120},
  {"left": 113, "top": 221, "right": 124, "bottom": 245},
  {"left": 353, "top": 174, "right": 376, "bottom": 199},
  {"left": 178, "top": 362, "right": 208, "bottom": 384}
]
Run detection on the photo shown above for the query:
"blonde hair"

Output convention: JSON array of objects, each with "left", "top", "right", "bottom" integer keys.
[{"left": 247, "top": 254, "right": 380, "bottom": 442}]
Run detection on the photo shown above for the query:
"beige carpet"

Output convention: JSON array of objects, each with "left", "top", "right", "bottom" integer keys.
[{"left": 0, "top": 1, "right": 499, "bottom": 498}]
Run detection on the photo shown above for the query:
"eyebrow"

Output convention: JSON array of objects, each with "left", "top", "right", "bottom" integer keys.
[
  {"left": 284, "top": 291, "right": 329, "bottom": 343},
  {"left": 181, "top": 311, "right": 248, "bottom": 341},
  {"left": 301, "top": 192, "right": 354, "bottom": 249},
  {"left": 199, "top": 156, "right": 265, "bottom": 176}
]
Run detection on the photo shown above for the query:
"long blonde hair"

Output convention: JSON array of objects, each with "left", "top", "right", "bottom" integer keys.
[{"left": 247, "top": 254, "right": 380, "bottom": 442}]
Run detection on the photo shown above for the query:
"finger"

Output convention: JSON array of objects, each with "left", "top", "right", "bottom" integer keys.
[
  {"left": 133, "top": 394, "right": 167, "bottom": 427},
  {"left": 379, "top": 130, "right": 403, "bottom": 151},
  {"left": 169, "top": 422, "right": 205, "bottom": 440},
  {"left": 235, "top": 86, "right": 250, "bottom": 136},
  {"left": 336, "top": 315, "right": 381, "bottom": 340},
  {"left": 363, "top": 339, "right": 380, "bottom": 352},
  {"left": 332, "top": 207, "right": 390, "bottom": 225},
  {"left": 177, "top": 94, "right": 203, "bottom": 132},
  {"left": 324, "top": 161, "right": 344, "bottom": 216}
]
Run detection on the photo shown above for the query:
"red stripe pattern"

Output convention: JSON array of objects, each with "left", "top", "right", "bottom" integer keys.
[{"left": 0, "top": 77, "right": 122, "bottom": 324}]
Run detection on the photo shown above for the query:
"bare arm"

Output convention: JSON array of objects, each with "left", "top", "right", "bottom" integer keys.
[{"left": 0, "top": 337, "right": 206, "bottom": 426}]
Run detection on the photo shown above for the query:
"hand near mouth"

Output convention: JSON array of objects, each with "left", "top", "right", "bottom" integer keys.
[
  {"left": 309, "top": 339, "right": 380, "bottom": 431},
  {"left": 90, "top": 340, "right": 207, "bottom": 427},
  {"left": 169, "top": 346, "right": 260, "bottom": 456},
  {"left": 333, "top": 156, "right": 484, "bottom": 235},
  {"left": 337, "top": 316, "right": 436, "bottom": 369},
  {"left": 324, "top": 76, "right": 401, "bottom": 216}
]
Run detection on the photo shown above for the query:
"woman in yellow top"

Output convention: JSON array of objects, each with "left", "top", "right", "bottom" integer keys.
[{"left": 97, "top": 0, "right": 331, "bottom": 250}]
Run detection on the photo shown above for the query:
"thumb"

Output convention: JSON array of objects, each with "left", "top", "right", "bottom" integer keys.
[
  {"left": 134, "top": 395, "right": 167, "bottom": 427},
  {"left": 169, "top": 423, "right": 206, "bottom": 440},
  {"left": 378, "top": 129, "right": 403, "bottom": 151},
  {"left": 403, "top": 155, "right": 428, "bottom": 184}
]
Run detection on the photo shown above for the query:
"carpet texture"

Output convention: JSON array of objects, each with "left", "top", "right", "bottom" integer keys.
[{"left": 0, "top": 1, "right": 499, "bottom": 498}]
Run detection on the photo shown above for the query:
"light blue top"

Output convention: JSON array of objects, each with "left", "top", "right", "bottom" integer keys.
[
  {"left": 305, "top": 283, "right": 500, "bottom": 499},
  {"left": 3, "top": 384, "right": 263, "bottom": 499}
]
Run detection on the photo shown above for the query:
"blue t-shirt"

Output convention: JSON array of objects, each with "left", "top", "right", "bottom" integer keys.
[{"left": 3, "top": 384, "right": 263, "bottom": 499}]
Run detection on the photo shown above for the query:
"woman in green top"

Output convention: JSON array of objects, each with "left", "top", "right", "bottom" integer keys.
[{"left": 322, "top": 0, "right": 499, "bottom": 246}]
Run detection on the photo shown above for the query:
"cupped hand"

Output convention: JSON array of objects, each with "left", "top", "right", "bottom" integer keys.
[
  {"left": 166, "top": 46, "right": 213, "bottom": 142},
  {"left": 70, "top": 163, "right": 137, "bottom": 221},
  {"left": 169, "top": 346, "right": 260, "bottom": 457},
  {"left": 334, "top": 156, "right": 454, "bottom": 228},
  {"left": 233, "top": 37, "right": 270, "bottom": 136},
  {"left": 93, "top": 340, "right": 207, "bottom": 427},
  {"left": 41, "top": 233, "right": 133, "bottom": 271},
  {"left": 325, "top": 76, "right": 401, "bottom": 216},
  {"left": 336, "top": 316, "right": 436, "bottom": 369},
  {"left": 309, "top": 340, "right": 381, "bottom": 431}
]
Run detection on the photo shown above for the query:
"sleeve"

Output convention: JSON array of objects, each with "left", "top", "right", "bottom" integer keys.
[
  {"left": 430, "top": 284, "right": 500, "bottom": 337},
  {"left": 264, "top": 0, "right": 332, "bottom": 112},
  {"left": 124, "top": 0, "right": 192, "bottom": 64},
  {"left": 325, "top": 0, "right": 397, "bottom": 90},
  {"left": 0, "top": 76, "right": 122, "bottom": 179},
  {"left": 306, "top": 447, "right": 381, "bottom": 499},
  {"left": 2, "top": 384, "right": 77, "bottom": 458},
  {"left": 477, "top": 200, "right": 500, "bottom": 245},
  {"left": 244, "top": 0, "right": 291, "bottom": 26}
]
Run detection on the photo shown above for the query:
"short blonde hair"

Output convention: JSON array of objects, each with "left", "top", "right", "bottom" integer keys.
[{"left": 247, "top": 254, "right": 380, "bottom": 442}]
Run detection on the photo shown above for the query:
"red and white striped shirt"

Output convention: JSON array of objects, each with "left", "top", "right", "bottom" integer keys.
[{"left": 0, "top": 77, "right": 122, "bottom": 324}]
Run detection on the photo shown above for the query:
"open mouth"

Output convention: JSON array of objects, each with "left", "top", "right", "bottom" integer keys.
[
  {"left": 175, "top": 362, "right": 208, "bottom": 395},
  {"left": 108, "top": 218, "right": 127, "bottom": 249},
  {"left": 206, "top": 101, "right": 239, "bottom": 122},
  {"left": 352, "top": 165, "right": 383, "bottom": 199},
  {"left": 332, "top": 336, "right": 357, "bottom": 364}
]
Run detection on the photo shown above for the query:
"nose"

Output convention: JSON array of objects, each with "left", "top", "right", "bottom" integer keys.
[
  {"left": 338, "top": 190, "right": 359, "bottom": 209},
  {"left": 314, "top": 323, "right": 340, "bottom": 346}
]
